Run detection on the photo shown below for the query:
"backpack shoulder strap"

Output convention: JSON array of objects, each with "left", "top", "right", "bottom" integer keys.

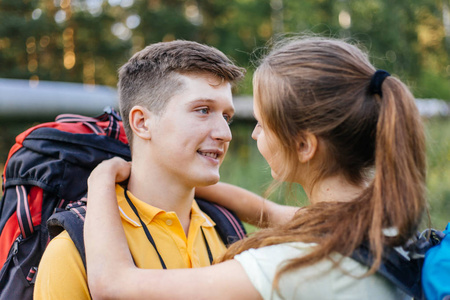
[
  {"left": 47, "top": 201, "right": 87, "bottom": 269},
  {"left": 46, "top": 199, "right": 247, "bottom": 270},
  {"left": 195, "top": 199, "right": 246, "bottom": 246},
  {"left": 352, "top": 227, "right": 447, "bottom": 300},
  {"left": 351, "top": 243, "right": 424, "bottom": 299}
]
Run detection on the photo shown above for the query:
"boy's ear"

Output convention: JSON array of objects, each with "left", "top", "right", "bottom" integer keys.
[
  {"left": 129, "top": 106, "right": 152, "bottom": 140},
  {"left": 297, "top": 131, "right": 318, "bottom": 163}
]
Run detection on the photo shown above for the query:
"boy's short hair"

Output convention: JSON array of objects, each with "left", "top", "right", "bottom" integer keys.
[{"left": 118, "top": 40, "right": 245, "bottom": 147}]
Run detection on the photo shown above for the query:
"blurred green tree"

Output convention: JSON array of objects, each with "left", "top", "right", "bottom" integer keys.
[{"left": 0, "top": 0, "right": 448, "bottom": 98}]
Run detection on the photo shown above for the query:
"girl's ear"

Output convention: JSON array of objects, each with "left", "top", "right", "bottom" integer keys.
[
  {"left": 297, "top": 131, "right": 318, "bottom": 163},
  {"left": 129, "top": 106, "right": 152, "bottom": 140}
]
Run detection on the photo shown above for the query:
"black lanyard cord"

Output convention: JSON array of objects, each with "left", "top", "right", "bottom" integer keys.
[
  {"left": 124, "top": 188, "right": 167, "bottom": 269},
  {"left": 200, "top": 227, "right": 213, "bottom": 264},
  {"left": 123, "top": 188, "right": 213, "bottom": 268}
]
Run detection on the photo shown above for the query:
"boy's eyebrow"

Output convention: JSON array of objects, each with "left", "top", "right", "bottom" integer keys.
[{"left": 188, "top": 98, "right": 215, "bottom": 105}]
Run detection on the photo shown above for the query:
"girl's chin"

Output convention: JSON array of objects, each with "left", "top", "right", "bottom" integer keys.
[{"left": 270, "top": 169, "right": 280, "bottom": 180}]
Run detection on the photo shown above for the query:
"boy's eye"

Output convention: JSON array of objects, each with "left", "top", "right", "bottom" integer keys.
[{"left": 197, "top": 107, "right": 209, "bottom": 114}]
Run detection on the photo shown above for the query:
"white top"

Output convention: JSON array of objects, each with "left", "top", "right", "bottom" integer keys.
[{"left": 234, "top": 242, "right": 409, "bottom": 300}]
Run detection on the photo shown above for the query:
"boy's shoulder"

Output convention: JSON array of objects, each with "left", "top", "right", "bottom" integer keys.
[{"left": 34, "top": 230, "right": 89, "bottom": 300}]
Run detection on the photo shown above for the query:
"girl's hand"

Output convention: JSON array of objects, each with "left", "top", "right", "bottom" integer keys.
[{"left": 88, "top": 157, "right": 131, "bottom": 187}]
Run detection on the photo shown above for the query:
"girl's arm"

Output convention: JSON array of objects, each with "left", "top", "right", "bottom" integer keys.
[
  {"left": 196, "top": 182, "right": 299, "bottom": 227},
  {"left": 84, "top": 158, "right": 261, "bottom": 300}
]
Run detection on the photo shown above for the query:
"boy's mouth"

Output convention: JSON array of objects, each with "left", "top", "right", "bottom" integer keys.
[{"left": 197, "top": 151, "right": 219, "bottom": 159}]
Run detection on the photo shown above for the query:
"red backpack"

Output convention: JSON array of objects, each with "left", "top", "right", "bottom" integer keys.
[{"left": 0, "top": 108, "right": 130, "bottom": 299}]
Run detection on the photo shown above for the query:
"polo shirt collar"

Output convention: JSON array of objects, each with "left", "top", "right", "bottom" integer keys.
[
  {"left": 116, "top": 184, "right": 216, "bottom": 228},
  {"left": 191, "top": 200, "right": 215, "bottom": 228}
]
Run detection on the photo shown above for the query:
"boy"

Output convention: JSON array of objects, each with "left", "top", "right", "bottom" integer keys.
[{"left": 34, "top": 40, "right": 245, "bottom": 299}]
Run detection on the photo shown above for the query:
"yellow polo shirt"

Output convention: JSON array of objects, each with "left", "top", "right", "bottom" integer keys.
[{"left": 34, "top": 185, "right": 227, "bottom": 299}]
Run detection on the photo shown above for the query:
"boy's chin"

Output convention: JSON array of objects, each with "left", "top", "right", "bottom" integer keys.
[{"left": 197, "top": 175, "right": 220, "bottom": 187}]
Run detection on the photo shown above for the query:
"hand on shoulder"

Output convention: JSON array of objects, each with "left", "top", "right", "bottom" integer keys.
[{"left": 88, "top": 157, "right": 131, "bottom": 187}]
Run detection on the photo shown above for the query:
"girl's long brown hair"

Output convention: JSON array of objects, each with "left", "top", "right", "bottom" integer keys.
[{"left": 218, "top": 37, "right": 426, "bottom": 288}]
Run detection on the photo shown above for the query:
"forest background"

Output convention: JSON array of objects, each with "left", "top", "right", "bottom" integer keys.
[{"left": 0, "top": 0, "right": 449, "bottom": 230}]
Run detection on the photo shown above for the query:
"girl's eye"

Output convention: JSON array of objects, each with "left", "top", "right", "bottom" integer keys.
[{"left": 223, "top": 114, "right": 233, "bottom": 125}]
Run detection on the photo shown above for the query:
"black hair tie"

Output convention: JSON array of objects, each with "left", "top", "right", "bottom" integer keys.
[{"left": 369, "top": 70, "right": 390, "bottom": 97}]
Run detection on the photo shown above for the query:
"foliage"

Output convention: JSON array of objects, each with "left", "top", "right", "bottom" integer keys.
[
  {"left": 424, "top": 117, "right": 450, "bottom": 229},
  {"left": 415, "top": 70, "right": 450, "bottom": 100},
  {"left": 0, "top": 0, "right": 449, "bottom": 98}
]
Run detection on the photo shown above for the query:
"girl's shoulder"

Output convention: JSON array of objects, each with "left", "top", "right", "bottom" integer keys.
[{"left": 234, "top": 242, "right": 405, "bottom": 300}]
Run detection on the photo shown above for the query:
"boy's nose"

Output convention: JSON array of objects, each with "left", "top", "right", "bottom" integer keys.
[{"left": 211, "top": 116, "right": 232, "bottom": 142}]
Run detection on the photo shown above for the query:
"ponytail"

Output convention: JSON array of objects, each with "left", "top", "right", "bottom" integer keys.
[{"left": 370, "top": 76, "right": 426, "bottom": 246}]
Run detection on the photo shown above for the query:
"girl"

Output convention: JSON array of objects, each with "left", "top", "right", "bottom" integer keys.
[{"left": 85, "top": 37, "right": 426, "bottom": 299}]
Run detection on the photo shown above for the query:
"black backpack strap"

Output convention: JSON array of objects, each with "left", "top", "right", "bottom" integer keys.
[
  {"left": 47, "top": 201, "right": 87, "bottom": 269},
  {"left": 46, "top": 198, "right": 246, "bottom": 270},
  {"left": 15, "top": 185, "right": 35, "bottom": 239},
  {"left": 195, "top": 199, "right": 246, "bottom": 246},
  {"left": 96, "top": 107, "right": 122, "bottom": 139},
  {"left": 351, "top": 243, "right": 424, "bottom": 299},
  {"left": 55, "top": 114, "right": 104, "bottom": 134},
  {"left": 55, "top": 106, "right": 122, "bottom": 139},
  {"left": 352, "top": 229, "right": 446, "bottom": 300}
]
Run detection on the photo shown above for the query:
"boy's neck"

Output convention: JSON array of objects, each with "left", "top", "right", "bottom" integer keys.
[{"left": 126, "top": 162, "right": 194, "bottom": 235}]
